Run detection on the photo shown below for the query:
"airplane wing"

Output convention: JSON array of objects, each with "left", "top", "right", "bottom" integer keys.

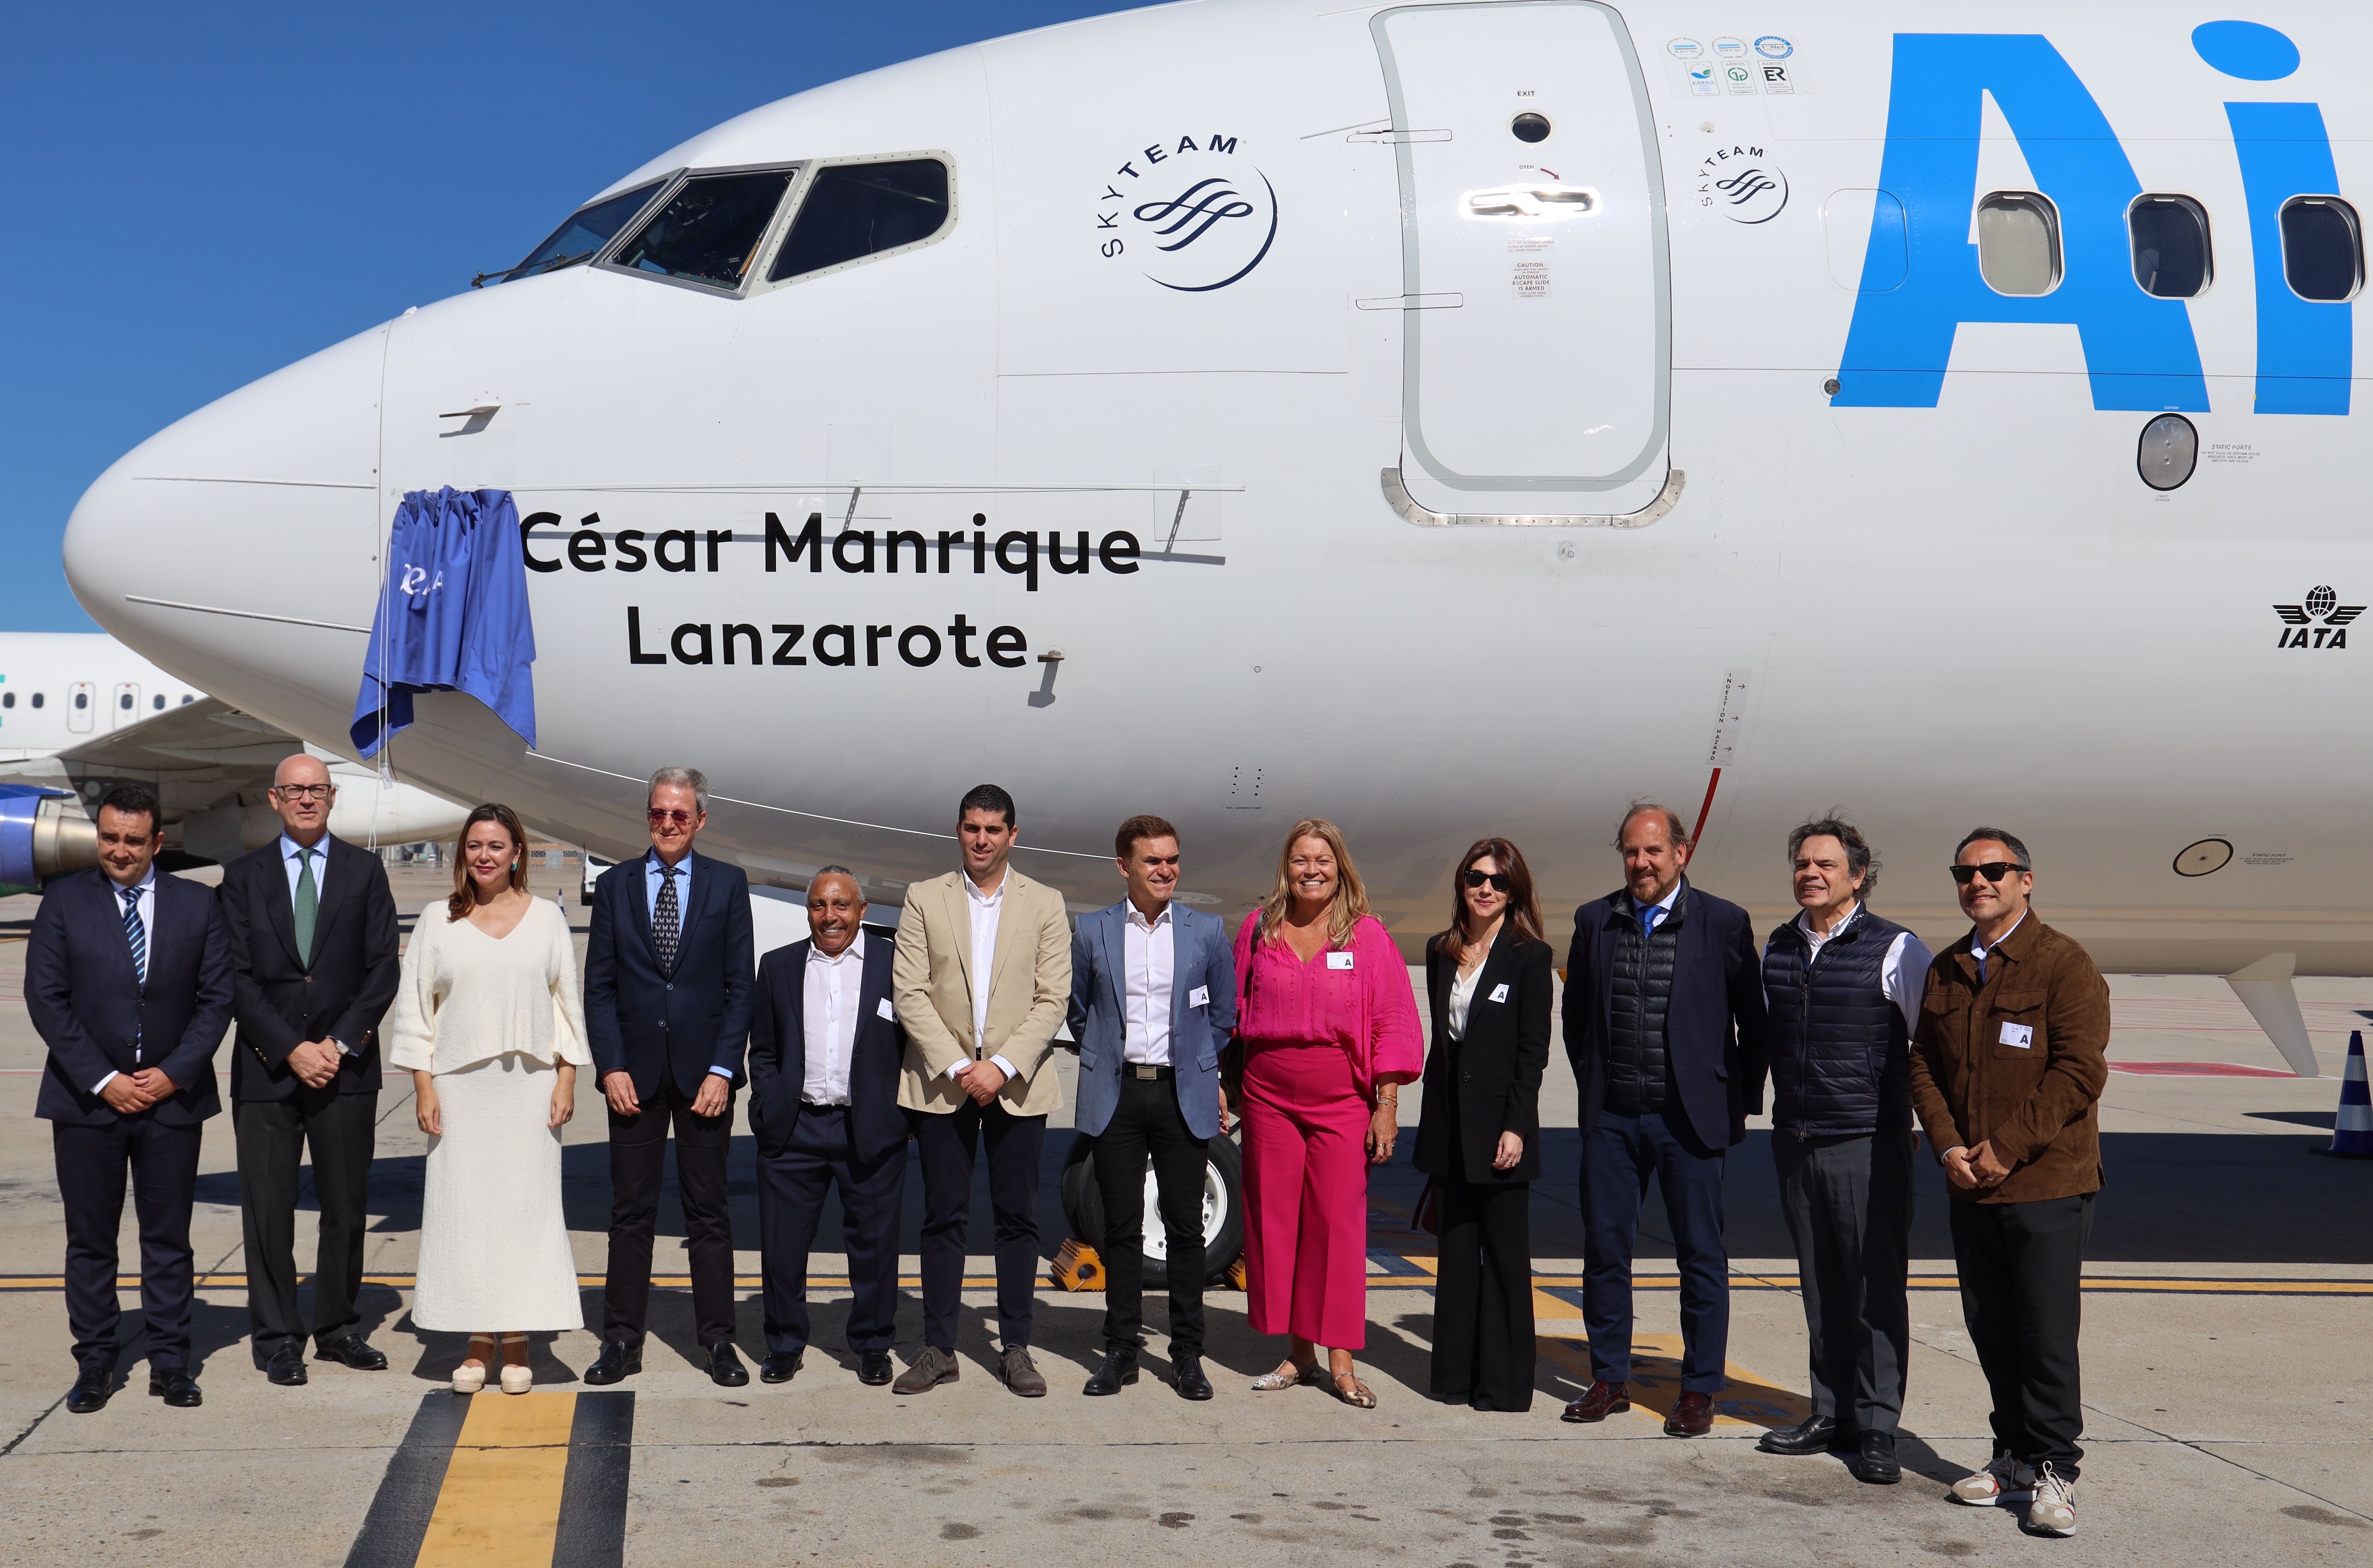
[{"left": 0, "top": 696, "right": 298, "bottom": 812}]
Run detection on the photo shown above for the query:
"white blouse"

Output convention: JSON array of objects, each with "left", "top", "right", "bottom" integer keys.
[
  {"left": 386, "top": 898, "right": 592, "bottom": 1075},
  {"left": 1447, "top": 960, "right": 1487, "bottom": 1043}
]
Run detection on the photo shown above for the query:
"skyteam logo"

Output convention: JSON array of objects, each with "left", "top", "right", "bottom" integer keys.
[
  {"left": 1094, "top": 133, "right": 1278, "bottom": 292},
  {"left": 1697, "top": 145, "right": 1788, "bottom": 223}
]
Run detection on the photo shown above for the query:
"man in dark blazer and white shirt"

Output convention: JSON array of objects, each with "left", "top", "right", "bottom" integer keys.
[
  {"left": 745, "top": 868, "right": 907, "bottom": 1387},
  {"left": 1066, "top": 815, "right": 1237, "bottom": 1401},
  {"left": 26, "top": 783, "right": 233, "bottom": 1413},
  {"left": 1560, "top": 803, "right": 1768, "bottom": 1437},
  {"left": 220, "top": 754, "right": 402, "bottom": 1385},
  {"left": 583, "top": 766, "right": 756, "bottom": 1387}
]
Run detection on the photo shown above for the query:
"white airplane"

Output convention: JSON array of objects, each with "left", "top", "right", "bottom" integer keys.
[
  {"left": 53, "top": 1, "right": 2369, "bottom": 1076},
  {"left": 0, "top": 632, "right": 469, "bottom": 892}
]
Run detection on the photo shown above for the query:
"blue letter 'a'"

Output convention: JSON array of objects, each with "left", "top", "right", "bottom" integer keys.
[
  {"left": 2227, "top": 102, "right": 2350, "bottom": 415},
  {"left": 1832, "top": 35, "right": 2208, "bottom": 412}
]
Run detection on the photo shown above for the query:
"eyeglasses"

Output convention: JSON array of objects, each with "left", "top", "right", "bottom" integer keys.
[
  {"left": 1949, "top": 861, "right": 2023, "bottom": 885},
  {"left": 272, "top": 784, "right": 333, "bottom": 801},
  {"left": 1462, "top": 869, "right": 1511, "bottom": 891},
  {"left": 647, "top": 808, "right": 697, "bottom": 827}
]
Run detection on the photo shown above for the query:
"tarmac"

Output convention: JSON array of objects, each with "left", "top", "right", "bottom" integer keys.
[{"left": 0, "top": 862, "right": 2367, "bottom": 1567}]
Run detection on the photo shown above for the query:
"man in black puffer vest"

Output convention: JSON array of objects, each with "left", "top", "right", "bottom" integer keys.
[
  {"left": 1755, "top": 818, "right": 1933, "bottom": 1484},
  {"left": 1561, "top": 803, "right": 1767, "bottom": 1437}
]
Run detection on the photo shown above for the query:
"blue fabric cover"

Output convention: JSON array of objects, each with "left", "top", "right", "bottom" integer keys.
[{"left": 351, "top": 487, "right": 536, "bottom": 756}]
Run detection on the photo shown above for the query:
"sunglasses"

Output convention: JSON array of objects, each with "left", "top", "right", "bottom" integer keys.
[
  {"left": 1462, "top": 869, "right": 1511, "bottom": 891},
  {"left": 647, "top": 808, "right": 697, "bottom": 827},
  {"left": 1949, "top": 861, "right": 2023, "bottom": 885}
]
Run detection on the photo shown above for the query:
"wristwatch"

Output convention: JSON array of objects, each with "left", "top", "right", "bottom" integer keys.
[{"left": 328, "top": 1038, "right": 351, "bottom": 1057}]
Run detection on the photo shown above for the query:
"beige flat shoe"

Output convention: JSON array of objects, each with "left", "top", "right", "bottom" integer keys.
[
  {"left": 453, "top": 1335, "right": 494, "bottom": 1395},
  {"left": 1251, "top": 1360, "right": 1323, "bottom": 1392}
]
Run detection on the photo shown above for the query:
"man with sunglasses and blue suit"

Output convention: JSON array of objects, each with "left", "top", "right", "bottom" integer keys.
[{"left": 1068, "top": 814, "right": 1237, "bottom": 1400}]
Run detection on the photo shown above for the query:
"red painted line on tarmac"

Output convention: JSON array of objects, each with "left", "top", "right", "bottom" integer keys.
[{"left": 2107, "top": 1060, "right": 2300, "bottom": 1077}]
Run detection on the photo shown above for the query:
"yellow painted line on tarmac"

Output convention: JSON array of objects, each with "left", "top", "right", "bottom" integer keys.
[
  {"left": 1534, "top": 1332, "right": 1810, "bottom": 1431},
  {"left": 414, "top": 1391, "right": 576, "bottom": 1568}
]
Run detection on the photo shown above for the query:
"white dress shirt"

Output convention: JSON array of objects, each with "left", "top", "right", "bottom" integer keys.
[
  {"left": 92, "top": 866, "right": 159, "bottom": 1093},
  {"left": 1122, "top": 901, "right": 1175, "bottom": 1065},
  {"left": 281, "top": 833, "right": 329, "bottom": 904},
  {"left": 956, "top": 872, "right": 1019, "bottom": 1083},
  {"left": 1447, "top": 959, "right": 1486, "bottom": 1043},
  {"left": 1629, "top": 879, "right": 1683, "bottom": 932},
  {"left": 801, "top": 930, "right": 865, "bottom": 1106},
  {"left": 1798, "top": 903, "right": 1934, "bottom": 1032}
]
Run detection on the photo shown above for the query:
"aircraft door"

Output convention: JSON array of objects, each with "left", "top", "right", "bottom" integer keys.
[
  {"left": 110, "top": 683, "right": 140, "bottom": 730},
  {"left": 67, "top": 682, "right": 94, "bottom": 734},
  {"left": 1370, "top": 1, "right": 1672, "bottom": 523}
]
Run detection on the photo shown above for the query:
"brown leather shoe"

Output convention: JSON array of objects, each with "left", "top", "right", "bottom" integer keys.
[
  {"left": 998, "top": 1346, "right": 1047, "bottom": 1398},
  {"left": 1561, "top": 1380, "right": 1631, "bottom": 1423},
  {"left": 892, "top": 1346, "right": 958, "bottom": 1395},
  {"left": 1664, "top": 1390, "right": 1714, "bottom": 1437}
]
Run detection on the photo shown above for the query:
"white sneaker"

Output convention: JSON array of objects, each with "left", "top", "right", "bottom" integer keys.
[
  {"left": 2027, "top": 1463, "right": 2078, "bottom": 1535},
  {"left": 1951, "top": 1455, "right": 2037, "bottom": 1505}
]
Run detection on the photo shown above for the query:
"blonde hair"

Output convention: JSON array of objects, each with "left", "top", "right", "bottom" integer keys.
[{"left": 1256, "top": 818, "right": 1372, "bottom": 949}]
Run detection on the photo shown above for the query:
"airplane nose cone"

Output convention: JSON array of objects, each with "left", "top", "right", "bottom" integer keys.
[{"left": 65, "top": 324, "right": 388, "bottom": 741}]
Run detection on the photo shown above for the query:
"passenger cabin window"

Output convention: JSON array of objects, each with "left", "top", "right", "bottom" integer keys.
[
  {"left": 73, "top": 691, "right": 87, "bottom": 710},
  {"left": 503, "top": 180, "right": 666, "bottom": 283},
  {"left": 1976, "top": 192, "right": 2061, "bottom": 295},
  {"left": 611, "top": 170, "right": 794, "bottom": 290},
  {"left": 151, "top": 694, "right": 165, "bottom": 710},
  {"left": 30, "top": 693, "right": 43, "bottom": 709},
  {"left": 2281, "top": 197, "right": 2363, "bottom": 301},
  {"left": 179, "top": 694, "right": 193, "bottom": 704},
  {"left": 1, "top": 692, "right": 12, "bottom": 708},
  {"left": 771, "top": 159, "right": 951, "bottom": 282},
  {"left": 2130, "top": 196, "right": 2211, "bottom": 297}
]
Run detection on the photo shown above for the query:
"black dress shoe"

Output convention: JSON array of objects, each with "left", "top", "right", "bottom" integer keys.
[
  {"left": 66, "top": 1367, "right": 111, "bottom": 1414},
  {"left": 583, "top": 1340, "right": 641, "bottom": 1385},
  {"left": 315, "top": 1334, "right": 388, "bottom": 1371},
  {"left": 760, "top": 1351, "right": 804, "bottom": 1384},
  {"left": 149, "top": 1369, "right": 202, "bottom": 1408},
  {"left": 1171, "top": 1353, "right": 1214, "bottom": 1402},
  {"left": 707, "top": 1343, "right": 750, "bottom": 1387},
  {"left": 856, "top": 1350, "right": 894, "bottom": 1387},
  {"left": 1757, "top": 1414, "right": 1842, "bottom": 1455},
  {"left": 1853, "top": 1430, "right": 1902, "bottom": 1485},
  {"left": 264, "top": 1342, "right": 309, "bottom": 1387},
  {"left": 1082, "top": 1350, "right": 1140, "bottom": 1397}
]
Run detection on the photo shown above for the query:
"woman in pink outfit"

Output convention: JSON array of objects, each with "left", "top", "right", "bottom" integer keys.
[{"left": 1229, "top": 818, "right": 1422, "bottom": 1408}]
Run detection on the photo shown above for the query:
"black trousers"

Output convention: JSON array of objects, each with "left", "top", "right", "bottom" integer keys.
[
  {"left": 236, "top": 1090, "right": 379, "bottom": 1353},
  {"left": 602, "top": 1074, "right": 736, "bottom": 1348},
  {"left": 54, "top": 1117, "right": 203, "bottom": 1373},
  {"left": 1092, "top": 1071, "right": 1209, "bottom": 1357},
  {"left": 912, "top": 1099, "right": 1045, "bottom": 1353},
  {"left": 1949, "top": 1192, "right": 2094, "bottom": 1478},
  {"left": 1432, "top": 1176, "right": 1535, "bottom": 1410},
  {"left": 1773, "top": 1127, "right": 1914, "bottom": 1434},
  {"left": 758, "top": 1104, "right": 906, "bottom": 1357}
]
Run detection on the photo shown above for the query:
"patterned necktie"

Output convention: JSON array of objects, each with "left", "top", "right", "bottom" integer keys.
[
  {"left": 654, "top": 864, "right": 681, "bottom": 975},
  {"left": 1639, "top": 904, "right": 1658, "bottom": 941},
  {"left": 121, "top": 885, "right": 148, "bottom": 987},
  {"left": 293, "top": 848, "right": 319, "bottom": 968}
]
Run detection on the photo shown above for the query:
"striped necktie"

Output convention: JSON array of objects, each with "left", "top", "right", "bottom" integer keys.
[
  {"left": 121, "top": 885, "right": 148, "bottom": 987},
  {"left": 654, "top": 864, "right": 681, "bottom": 976}
]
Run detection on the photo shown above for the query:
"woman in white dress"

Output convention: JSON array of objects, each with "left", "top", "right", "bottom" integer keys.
[{"left": 388, "top": 803, "right": 590, "bottom": 1394}]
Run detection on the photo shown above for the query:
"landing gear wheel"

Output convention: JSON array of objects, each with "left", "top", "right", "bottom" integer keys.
[{"left": 1061, "top": 1130, "right": 1245, "bottom": 1285}]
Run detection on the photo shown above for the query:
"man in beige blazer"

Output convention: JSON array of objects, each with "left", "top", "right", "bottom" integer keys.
[{"left": 892, "top": 784, "right": 1072, "bottom": 1396}]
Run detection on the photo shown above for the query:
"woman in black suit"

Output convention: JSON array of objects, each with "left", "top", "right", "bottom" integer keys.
[{"left": 1415, "top": 837, "right": 1552, "bottom": 1411}]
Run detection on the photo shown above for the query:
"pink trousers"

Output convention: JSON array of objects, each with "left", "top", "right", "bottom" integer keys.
[{"left": 1239, "top": 1040, "right": 1371, "bottom": 1348}]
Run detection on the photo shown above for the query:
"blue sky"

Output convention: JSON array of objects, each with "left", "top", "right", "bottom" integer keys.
[{"left": 0, "top": 1, "right": 1136, "bottom": 631}]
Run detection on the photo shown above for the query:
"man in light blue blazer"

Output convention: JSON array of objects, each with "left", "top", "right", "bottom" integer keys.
[{"left": 1067, "top": 815, "right": 1237, "bottom": 1401}]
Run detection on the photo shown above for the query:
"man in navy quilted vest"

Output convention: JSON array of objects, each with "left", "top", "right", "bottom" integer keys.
[{"left": 1754, "top": 817, "right": 1931, "bottom": 1485}]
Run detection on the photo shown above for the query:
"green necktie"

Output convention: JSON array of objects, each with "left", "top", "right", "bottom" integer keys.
[{"left": 293, "top": 848, "right": 318, "bottom": 968}]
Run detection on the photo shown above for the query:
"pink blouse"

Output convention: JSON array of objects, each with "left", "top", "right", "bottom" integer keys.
[{"left": 1232, "top": 911, "right": 1423, "bottom": 1091}]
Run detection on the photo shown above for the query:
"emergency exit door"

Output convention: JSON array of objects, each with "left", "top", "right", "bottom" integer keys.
[{"left": 1371, "top": 1, "right": 1672, "bottom": 521}]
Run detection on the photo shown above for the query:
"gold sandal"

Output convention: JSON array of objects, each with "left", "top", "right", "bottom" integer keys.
[
  {"left": 1332, "top": 1370, "right": 1377, "bottom": 1409},
  {"left": 1251, "top": 1360, "right": 1323, "bottom": 1391}
]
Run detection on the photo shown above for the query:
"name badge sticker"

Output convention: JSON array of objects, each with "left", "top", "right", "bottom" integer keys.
[
  {"left": 1489, "top": 983, "right": 1511, "bottom": 1003},
  {"left": 878, "top": 998, "right": 896, "bottom": 1021},
  {"left": 1189, "top": 985, "right": 1210, "bottom": 1008},
  {"left": 1999, "top": 1022, "right": 2033, "bottom": 1049},
  {"left": 1327, "top": 951, "right": 1356, "bottom": 971}
]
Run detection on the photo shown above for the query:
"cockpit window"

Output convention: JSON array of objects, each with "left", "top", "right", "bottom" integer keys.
[
  {"left": 502, "top": 181, "right": 666, "bottom": 283},
  {"left": 611, "top": 170, "right": 795, "bottom": 290},
  {"left": 771, "top": 159, "right": 951, "bottom": 282}
]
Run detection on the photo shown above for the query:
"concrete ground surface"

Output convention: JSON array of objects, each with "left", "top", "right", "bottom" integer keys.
[{"left": 0, "top": 864, "right": 2367, "bottom": 1566}]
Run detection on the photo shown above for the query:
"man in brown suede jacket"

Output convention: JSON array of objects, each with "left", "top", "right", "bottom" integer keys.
[{"left": 1910, "top": 827, "right": 2107, "bottom": 1538}]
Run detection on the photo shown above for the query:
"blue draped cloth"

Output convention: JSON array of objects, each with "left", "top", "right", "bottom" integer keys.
[{"left": 351, "top": 487, "right": 537, "bottom": 757}]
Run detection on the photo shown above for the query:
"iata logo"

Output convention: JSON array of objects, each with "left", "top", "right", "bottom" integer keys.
[
  {"left": 1094, "top": 132, "right": 1277, "bottom": 292},
  {"left": 2274, "top": 584, "right": 2362, "bottom": 648}
]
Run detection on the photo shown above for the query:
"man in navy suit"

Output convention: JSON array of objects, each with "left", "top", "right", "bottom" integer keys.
[
  {"left": 1066, "top": 815, "right": 1238, "bottom": 1401},
  {"left": 583, "top": 766, "right": 755, "bottom": 1387},
  {"left": 1560, "top": 803, "right": 1767, "bottom": 1437},
  {"left": 745, "top": 867, "right": 907, "bottom": 1386},
  {"left": 25, "top": 783, "right": 233, "bottom": 1413}
]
